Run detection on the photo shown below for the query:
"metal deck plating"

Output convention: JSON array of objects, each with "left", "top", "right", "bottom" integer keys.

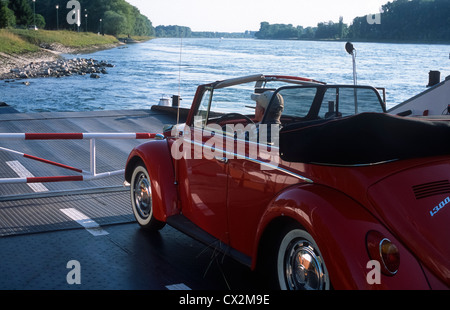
[{"left": 0, "top": 107, "right": 259, "bottom": 290}]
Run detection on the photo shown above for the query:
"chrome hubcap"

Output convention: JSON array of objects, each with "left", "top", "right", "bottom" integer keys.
[
  {"left": 285, "top": 240, "right": 326, "bottom": 290},
  {"left": 134, "top": 172, "right": 151, "bottom": 219}
]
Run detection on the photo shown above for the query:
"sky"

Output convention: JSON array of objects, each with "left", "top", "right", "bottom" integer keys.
[{"left": 126, "top": 0, "right": 389, "bottom": 32}]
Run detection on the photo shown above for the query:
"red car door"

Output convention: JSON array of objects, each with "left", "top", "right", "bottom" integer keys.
[{"left": 176, "top": 122, "right": 230, "bottom": 244}]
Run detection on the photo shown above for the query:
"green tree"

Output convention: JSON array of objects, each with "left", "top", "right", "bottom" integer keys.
[
  {"left": 102, "top": 10, "right": 127, "bottom": 36},
  {"left": 31, "top": 0, "right": 154, "bottom": 35},
  {"left": 155, "top": 25, "right": 191, "bottom": 38},
  {"left": 255, "top": 22, "right": 300, "bottom": 39},
  {"left": 255, "top": 20, "right": 347, "bottom": 40},
  {"left": 348, "top": 0, "right": 450, "bottom": 42},
  {"left": 134, "top": 14, "right": 153, "bottom": 36},
  {"left": 0, "top": 0, "right": 16, "bottom": 28},
  {"left": 301, "top": 27, "right": 316, "bottom": 39},
  {"left": 255, "top": 22, "right": 271, "bottom": 39},
  {"left": 315, "top": 19, "right": 347, "bottom": 39},
  {"left": 8, "top": 0, "right": 32, "bottom": 26},
  {"left": 35, "top": 13, "right": 44, "bottom": 29}
]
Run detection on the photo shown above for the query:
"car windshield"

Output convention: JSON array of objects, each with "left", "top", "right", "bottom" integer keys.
[{"left": 194, "top": 81, "right": 385, "bottom": 128}]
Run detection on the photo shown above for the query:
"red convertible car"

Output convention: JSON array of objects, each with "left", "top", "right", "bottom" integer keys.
[{"left": 125, "top": 74, "right": 450, "bottom": 290}]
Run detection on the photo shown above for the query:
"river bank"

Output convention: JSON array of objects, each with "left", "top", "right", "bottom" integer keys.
[
  {"left": 0, "top": 42, "right": 122, "bottom": 79},
  {"left": 0, "top": 29, "right": 126, "bottom": 79},
  {"left": 0, "top": 50, "right": 57, "bottom": 76}
]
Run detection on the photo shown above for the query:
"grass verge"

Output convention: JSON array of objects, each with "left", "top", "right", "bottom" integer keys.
[
  {"left": 0, "top": 29, "right": 119, "bottom": 54},
  {"left": 10, "top": 29, "right": 119, "bottom": 48},
  {"left": 0, "top": 29, "right": 40, "bottom": 53}
]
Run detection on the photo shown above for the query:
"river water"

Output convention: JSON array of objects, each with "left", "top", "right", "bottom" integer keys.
[{"left": 2, "top": 38, "right": 450, "bottom": 113}]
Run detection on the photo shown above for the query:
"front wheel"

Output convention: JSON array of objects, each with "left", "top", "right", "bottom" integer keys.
[{"left": 130, "top": 164, "right": 165, "bottom": 231}]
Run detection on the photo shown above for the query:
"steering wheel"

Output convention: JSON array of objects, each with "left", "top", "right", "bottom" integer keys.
[{"left": 215, "top": 113, "right": 255, "bottom": 125}]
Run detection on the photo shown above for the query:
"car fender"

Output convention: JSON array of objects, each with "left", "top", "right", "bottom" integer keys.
[
  {"left": 253, "top": 183, "right": 430, "bottom": 289},
  {"left": 125, "top": 140, "right": 178, "bottom": 222}
]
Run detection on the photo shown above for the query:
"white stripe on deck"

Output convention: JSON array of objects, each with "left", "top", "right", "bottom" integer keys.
[
  {"left": 6, "top": 160, "right": 49, "bottom": 192},
  {"left": 166, "top": 283, "right": 192, "bottom": 290},
  {"left": 60, "top": 208, "right": 109, "bottom": 236}
]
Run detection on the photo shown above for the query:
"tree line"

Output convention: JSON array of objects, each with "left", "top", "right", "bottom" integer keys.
[
  {"left": 255, "top": 19, "right": 347, "bottom": 40},
  {"left": 155, "top": 25, "right": 255, "bottom": 39},
  {"left": 0, "top": 0, "right": 154, "bottom": 36},
  {"left": 256, "top": 0, "right": 450, "bottom": 42},
  {"left": 349, "top": 0, "right": 450, "bottom": 42}
]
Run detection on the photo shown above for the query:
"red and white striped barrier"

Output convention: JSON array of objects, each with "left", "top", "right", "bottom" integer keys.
[
  {"left": 0, "top": 146, "right": 84, "bottom": 173},
  {"left": 0, "top": 132, "right": 158, "bottom": 140},
  {"left": 0, "top": 171, "right": 124, "bottom": 185},
  {"left": 0, "top": 132, "right": 160, "bottom": 185}
]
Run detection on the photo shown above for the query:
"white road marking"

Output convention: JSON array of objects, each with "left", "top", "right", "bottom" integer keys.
[
  {"left": 6, "top": 160, "right": 49, "bottom": 192},
  {"left": 60, "top": 208, "right": 109, "bottom": 236},
  {"left": 166, "top": 283, "right": 192, "bottom": 290}
]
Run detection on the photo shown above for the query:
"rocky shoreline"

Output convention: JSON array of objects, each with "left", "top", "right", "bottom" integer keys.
[
  {"left": 0, "top": 42, "right": 121, "bottom": 80},
  {"left": 1, "top": 57, "right": 114, "bottom": 80}
]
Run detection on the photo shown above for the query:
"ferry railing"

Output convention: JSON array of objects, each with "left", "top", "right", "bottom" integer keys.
[{"left": 0, "top": 132, "right": 158, "bottom": 185}]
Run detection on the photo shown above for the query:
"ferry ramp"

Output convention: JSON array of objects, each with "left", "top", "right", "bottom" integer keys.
[{"left": 0, "top": 108, "right": 178, "bottom": 237}]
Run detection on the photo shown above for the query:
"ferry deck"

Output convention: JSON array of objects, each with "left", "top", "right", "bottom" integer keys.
[{"left": 0, "top": 106, "right": 259, "bottom": 290}]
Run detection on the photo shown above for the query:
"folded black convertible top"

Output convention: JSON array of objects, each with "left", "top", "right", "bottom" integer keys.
[{"left": 279, "top": 113, "right": 450, "bottom": 165}]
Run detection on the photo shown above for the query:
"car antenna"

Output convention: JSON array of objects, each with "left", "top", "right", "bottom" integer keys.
[
  {"left": 172, "top": 32, "right": 184, "bottom": 188},
  {"left": 346, "top": 42, "right": 358, "bottom": 114}
]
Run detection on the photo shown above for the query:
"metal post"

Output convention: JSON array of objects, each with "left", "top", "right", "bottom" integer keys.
[
  {"left": 0, "top": 132, "right": 158, "bottom": 185},
  {"left": 56, "top": 5, "right": 59, "bottom": 30},
  {"left": 90, "top": 138, "right": 96, "bottom": 176},
  {"left": 352, "top": 50, "right": 358, "bottom": 114},
  {"left": 32, "top": 0, "right": 36, "bottom": 28}
]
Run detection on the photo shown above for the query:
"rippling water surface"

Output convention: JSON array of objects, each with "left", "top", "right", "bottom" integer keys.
[{"left": 2, "top": 38, "right": 450, "bottom": 113}]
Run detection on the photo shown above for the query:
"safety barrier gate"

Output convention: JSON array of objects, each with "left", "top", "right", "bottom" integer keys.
[{"left": 0, "top": 132, "right": 158, "bottom": 185}]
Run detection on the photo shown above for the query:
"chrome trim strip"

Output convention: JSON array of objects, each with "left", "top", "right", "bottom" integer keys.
[
  {"left": 182, "top": 138, "right": 314, "bottom": 184},
  {"left": 309, "top": 159, "right": 398, "bottom": 167}
]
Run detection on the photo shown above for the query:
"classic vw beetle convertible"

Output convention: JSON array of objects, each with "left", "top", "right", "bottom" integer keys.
[{"left": 125, "top": 74, "right": 450, "bottom": 290}]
